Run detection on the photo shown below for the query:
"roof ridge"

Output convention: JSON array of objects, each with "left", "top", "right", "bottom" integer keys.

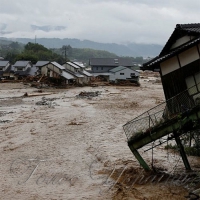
[{"left": 176, "top": 23, "right": 200, "bottom": 29}]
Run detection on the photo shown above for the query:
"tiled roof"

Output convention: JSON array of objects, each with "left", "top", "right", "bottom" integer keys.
[
  {"left": 66, "top": 62, "right": 80, "bottom": 69},
  {"left": 109, "top": 66, "right": 127, "bottom": 72},
  {"left": 0, "top": 61, "right": 9, "bottom": 67},
  {"left": 36, "top": 61, "right": 49, "bottom": 67},
  {"left": 142, "top": 37, "right": 200, "bottom": 70},
  {"left": 177, "top": 23, "right": 200, "bottom": 33},
  {"left": 81, "top": 70, "right": 93, "bottom": 77},
  {"left": 64, "top": 69, "right": 84, "bottom": 78},
  {"left": 13, "top": 61, "right": 31, "bottom": 67},
  {"left": 61, "top": 70, "right": 75, "bottom": 80},
  {"left": 73, "top": 62, "right": 85, "bottom": 68},
  {"left": 51, "top": 62, "right": 65, "bottom": 70},
  {"left": 142, "top": 23, "right": 200, "bottom": 70},
  {"left": 89, "top": 58, "right": 135, "bottom": 67},
  {"left": 160, "top": 23, "right": 200, "bottom": 56}
]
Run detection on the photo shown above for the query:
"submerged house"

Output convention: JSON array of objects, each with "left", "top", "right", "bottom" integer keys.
[
  {"left": 41, "top": 61, "right": 75, "bottom": 84},
  {"left": 123, "top": 23, "right": 200, "bottom": 171},
  {"left": 63, "top": 61, "right": 92, "bottom": 84},
  {"left": 89, "top": 58, "right": 135, "bottom": 73},
  {"left": 109, "top": 66, "right": 139, "bottom": 83}
]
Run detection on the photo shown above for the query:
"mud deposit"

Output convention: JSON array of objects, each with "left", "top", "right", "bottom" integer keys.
[{"left": 0, "top": 81, "right": 200, "bottom": 199}]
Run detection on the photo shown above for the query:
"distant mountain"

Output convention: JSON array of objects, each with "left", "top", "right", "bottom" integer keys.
[{"left": 0, "top": 37, "right": 163, "bottom": 57}]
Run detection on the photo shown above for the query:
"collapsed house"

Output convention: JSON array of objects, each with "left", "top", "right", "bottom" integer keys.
[
  {"left": 109, "top": 66, "right": 139, "bottom": 84},
  {"left": 40, "top": 61, "right": 75, "bottom": 84},
  {"left": 62, "top": 61, "right": 92, "bottom": 84},
  {"left": 123, "top": 23, "right": 200, "bottom": 170}
]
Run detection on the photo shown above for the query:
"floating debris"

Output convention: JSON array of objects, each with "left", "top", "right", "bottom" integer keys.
[
  {"left": 36, "top": 97, "right": 59, "bottom": 107},
  {"left": 0, "top": 120, "right": 12, "bottom": 123},
  {"left": 76, "top": 91, "right": 101, "bottom": 99}
]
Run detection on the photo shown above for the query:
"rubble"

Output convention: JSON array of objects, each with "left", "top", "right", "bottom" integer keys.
[
  {"left": 36, "top": 97, "right": 59, "bottom": 107},
  {"left": 0, "top": 120, "right": 12, "bottom": 123},
  {"left": 76, "top": 91, "right": 101, "bottom": 98}
]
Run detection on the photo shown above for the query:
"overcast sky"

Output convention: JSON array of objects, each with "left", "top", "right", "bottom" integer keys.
[{"left": 1, "top": 0, "right": 200, "bottom": 45}]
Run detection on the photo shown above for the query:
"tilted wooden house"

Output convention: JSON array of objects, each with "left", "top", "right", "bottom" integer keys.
[
  {"left": 35, "top": 61, "right": 50, "bottom": 75},
  {"left": 62, "top": 61, "right": 90, "bottom": 84},
  {"left": 142, "top": 23, "right": 200, "bottom": 103},
  {"left": 40, "top": 61, "right": 75, "bottom": 84},
  {"left": 123, "top": 23, "right": 200, "bottom": 171}
]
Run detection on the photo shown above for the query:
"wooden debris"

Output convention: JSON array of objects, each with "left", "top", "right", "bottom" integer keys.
[{"left": 24, "top": 92, "right": 52, "bottom": 97}]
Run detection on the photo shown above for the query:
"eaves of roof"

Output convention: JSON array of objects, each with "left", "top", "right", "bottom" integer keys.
[
  {"left": 160, "top": 23, "right": 200, "bottom": 56},
  {"left": 142, "top": 37, "right": 200, "bottom": 70}
]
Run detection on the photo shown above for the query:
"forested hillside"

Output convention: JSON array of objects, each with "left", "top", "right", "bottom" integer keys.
[{"left": 0, "top": 40, "right": 146, "bottom": 65}]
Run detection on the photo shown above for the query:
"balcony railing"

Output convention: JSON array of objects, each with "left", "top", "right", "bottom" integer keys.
[{"left": 123, "top": 82, "right": 200, "bottom": 141}]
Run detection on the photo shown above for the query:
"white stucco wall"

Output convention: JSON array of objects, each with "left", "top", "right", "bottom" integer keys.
[
  {"left": 63, "top": 63, "right": 77, "bottom": 72},
  {"left": 41, "top": 66, "right": 48, "bottom": 75},
  {"left": 179, "top": 46, "right": 199, "bottom": 67},
  {"left": 160, "top": 56, "right": 179, "bottom": 75},
  {"left": 171, "top": 36, "right": 195, "bottom": 49},
  {"left": 47, "top": 63, "right": 61, "bottom": 75},
  {"left": 109, "top": 68, "right": 139, "bottom": 81}
]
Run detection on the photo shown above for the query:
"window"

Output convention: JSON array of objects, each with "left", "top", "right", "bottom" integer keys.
[
  {"left": 131, "top": 73, "right": 135, "bottom": 76},
  {"left": 96, "top": 67, "right": 98, "bottom": 70},
  {"left": 186, "top": 72, "right": 200, "bottom": 95},
  {"left": 101, "top": 67, "right": 103, "bottom": 70},
  {"left": 114, "top": 59, "right": 119, "bottom": 64},
  {"left": 0, "top": 67, "right": 3, "bottom": 71},
  {"left": 120, "top": 73, "right": 124, "bottom": 75}
]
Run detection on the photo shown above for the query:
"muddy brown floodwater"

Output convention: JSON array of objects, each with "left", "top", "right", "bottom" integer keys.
[{"left": 0, "top": 79, "right": 200, "bottom": 199}]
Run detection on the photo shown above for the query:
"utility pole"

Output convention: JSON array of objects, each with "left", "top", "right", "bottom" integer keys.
[{"left": 64, "top": 46, "right": 67, "bottom": 61}]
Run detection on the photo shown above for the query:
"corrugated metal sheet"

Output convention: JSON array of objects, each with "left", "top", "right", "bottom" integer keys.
[{"left": 89, "top": 58, "right": 135, "bottom": 66}]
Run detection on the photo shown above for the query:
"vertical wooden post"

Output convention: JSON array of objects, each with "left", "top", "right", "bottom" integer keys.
[
  {"left": 129, "top": 145, "right": 150, "bottom": 171},
  {"left": 174, "top": 131, "right": 191, "bottom": 170}
]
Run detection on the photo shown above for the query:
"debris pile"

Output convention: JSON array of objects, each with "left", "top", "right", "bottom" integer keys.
[
  {"left": 36, "top": 97, "right": 59, "bottom": 107},
  {"left": 0, "top": 120, "right": 12, "bottom": 123},
  {"left": 76, "top": 91, "right": 101, "bottom": 99},
  {"left": 0, "top": 111, "right": 14, "bottom": 117}
]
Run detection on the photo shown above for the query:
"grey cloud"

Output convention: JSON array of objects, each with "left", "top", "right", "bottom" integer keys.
[{"left": 0, "top": 0, "right": 200, "bottom": 45}]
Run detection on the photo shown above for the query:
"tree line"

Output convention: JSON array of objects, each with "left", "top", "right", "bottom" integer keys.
[{"left": 0, "top": 41, "right": 145, "bottom": 65}]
